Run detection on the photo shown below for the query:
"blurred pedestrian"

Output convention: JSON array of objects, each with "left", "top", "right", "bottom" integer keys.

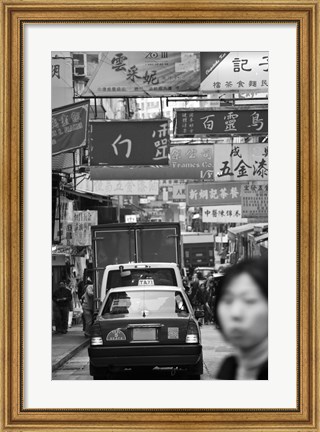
[
  {"left": 215, "top": 258, "right": 268, "bottom": 380},
  {"left": 52, "top": 281, "right": 72, "bottom": 334},
  {"left": 82, "top": 277, "right": 94, "bottom": 337}
]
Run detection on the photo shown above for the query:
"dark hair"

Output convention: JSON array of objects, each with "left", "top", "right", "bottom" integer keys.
[{"left": 214, "top": 257, "right": 268, "bottom": 327}]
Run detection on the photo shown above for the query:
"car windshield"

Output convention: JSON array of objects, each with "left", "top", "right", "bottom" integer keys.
[
  {"left": 101, "top": 290, "right": 189, "bottom": 318},
  {"left": 106, "top": 268, "right": 177, "bottom": 290}
]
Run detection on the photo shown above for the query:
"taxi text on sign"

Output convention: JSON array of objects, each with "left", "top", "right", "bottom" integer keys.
[{"left": 90, "top": 120, "right": 170, "bottom": 166}]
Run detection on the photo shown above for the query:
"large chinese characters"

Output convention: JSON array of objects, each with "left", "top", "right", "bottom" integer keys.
[{"left": 90, "top": 120, "right": 170, "bottom": 166}]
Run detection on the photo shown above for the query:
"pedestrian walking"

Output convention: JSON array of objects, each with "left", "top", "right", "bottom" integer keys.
[
  {"left": 82, "top": 277, "right": 94, "bottom": 337},
  {"left": 52, "top": 281, "right": 72, "bottom": 334},
  {"left": 215, "top": 257, "right": 268, "bottom": 380}
]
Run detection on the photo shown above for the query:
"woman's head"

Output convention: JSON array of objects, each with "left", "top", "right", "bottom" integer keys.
[{"left": 216, "top": 258, "right": 268, "bottom": 351}]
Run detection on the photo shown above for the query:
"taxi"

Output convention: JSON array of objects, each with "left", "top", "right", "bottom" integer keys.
[{"left": 88, "top": 282, "right": 203, "bottom": 380}]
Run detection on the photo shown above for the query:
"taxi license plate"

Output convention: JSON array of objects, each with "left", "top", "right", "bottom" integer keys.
[{"left": 133, "top": 328, "right": 157, "bottom": 341}]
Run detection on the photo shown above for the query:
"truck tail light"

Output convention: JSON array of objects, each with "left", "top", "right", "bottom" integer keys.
[
  {"left": 185, "top": 320, "right": 199, "bottom": 344},
  {"left": 91, "top": 323, "right": 103, "bottom": 346}
]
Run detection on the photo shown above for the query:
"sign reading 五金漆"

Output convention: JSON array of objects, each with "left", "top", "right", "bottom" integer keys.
[
  {"left": 72, "top": 211, "right": 98, "bottom": 246},
  {"left": 174, "top": 108, "right": 268, "bottom": 137},
  {"left": 90, "top": 120, "right": 170, "bottom": 166},
  {"left": 215, "top": 143, "right": 268, "bottom": 181},
  {"left": 202, "top": 205, "right": 248, "bottom": 223},
  {"left": 200, "top": 51, "right": 268, "bottom": 92},
  {"left": 90, "top": 145, "right": 214, "bottom": 180},
  {"left": 186, "top": 182, "right": 243, "bottom": 206},
  {"left": 52, "top": 101, "right": 90, "bottom": 155},
  {"left": 241, "top": 182, "right": 268, "bottom": 218},
  {"left": 81, "top": 52, "right": 201, "bottom": 97}
]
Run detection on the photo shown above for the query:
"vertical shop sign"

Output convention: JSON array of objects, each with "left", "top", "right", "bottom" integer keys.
[
  {"left": 72, "top": 211, "right": 98, "bottom": 246},
  {"left": 241, "top": 182, "right": 268, "bottom": 218}
]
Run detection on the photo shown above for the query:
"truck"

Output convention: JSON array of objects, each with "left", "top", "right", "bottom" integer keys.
[
  {"left": 91, "top": 222, "right": 182, "bottom": 305},
  {"left": 181, "top": 232, "right": 215, "bottom": 273}
]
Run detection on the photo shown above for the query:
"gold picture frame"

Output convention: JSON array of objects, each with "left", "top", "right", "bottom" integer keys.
[{"left": 1, "top": 1, "right": 319, "bottom": 430}]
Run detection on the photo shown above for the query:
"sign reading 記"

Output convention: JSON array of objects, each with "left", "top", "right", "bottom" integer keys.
[
  {"left": 90, "top": 120, "right": 170, "bottom": 166},
  {"left": 52, "top": 100, "right": 90, "bottom": 155},
  {"left": 186, "top": 181, "right": 243, "bottom": 206}
]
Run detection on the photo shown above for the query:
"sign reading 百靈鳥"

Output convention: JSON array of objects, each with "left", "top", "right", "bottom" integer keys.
[
  {"left": 187, "top": 182, "right": 243, "bottom": 206},
  {"left": 215, "top": 143, "right": 268, "bottom": 181},
  {"left": 241, "top": 182, "right": 268, "bottom": 218},
  {"left": 90, "top": 120, "right": 170, "bottom": 166},
  {"left": 81, "top": 52, "right": 200, "bottom": 97},
  {"left": 174, "top": 108, "right": 268, "bottom": 137},
  {"left": 90, "top": 145, "right": 214, "bottom": 180},
  {"left": 200, "top": 51, "right": 268, "bottom": 92},
  {"left": 202, "top": 205, "right": 248, "bottom": 223},
  {"left": 52, "top": 101, "right": 90, "bottom": 155}
]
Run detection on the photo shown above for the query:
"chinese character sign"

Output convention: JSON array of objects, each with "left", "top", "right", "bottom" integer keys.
[
  {"left": 72, "top": 211, "right": 98, "bottom": 246},
  {"left": 241, "top": 182, "right": 268, "bottom": 218},
  {"left": 52, "top": 101, "right": 90, "bottom": 155},
  {"left": 187, "top": 182, "right": 243, "bottom": 206},
  {"left": 51, "top": 56, "right": 74, "bottom": 109},
  {"left": 174, "top": 108, "right": 268, "bottom": 136},
  {"left": 81, "top": 52, "right": 201, "bottom": 97},
  {"left": 79, "top": 179, "right": 159, "bottom": 196},
  {"left": 172, "top": 183, "right": 186, "bottom": 201},
  {"left": 202, "top": 205, "right": 248, "bottom": 223},
  {"left": 90, "top": 120, "right": 170, "bottom": 166},
  {"left": 90, "top": 145, "right": 213, "bottom": 180},
  {"left": 214, "top": 143, "right": 268, "bottom": 181},
  {"left": 200, "top": 51, "right": 268, "bottom": 92}
]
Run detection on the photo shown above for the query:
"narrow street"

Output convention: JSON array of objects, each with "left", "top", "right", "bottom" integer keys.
[{"left": 52, "top": 324, "right": 234, "bottom": 380}]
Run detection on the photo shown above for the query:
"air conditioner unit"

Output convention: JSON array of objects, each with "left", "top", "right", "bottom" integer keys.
[{"left": 74, "top": 65, "right": 86, "bottom": 76}]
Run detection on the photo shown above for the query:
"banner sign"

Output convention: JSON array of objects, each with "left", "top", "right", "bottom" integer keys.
[
  {"left": 200, "top": 51, "right": 268, "bottom": 92},
  {"left": 79, "top": 179, "right": 159, "bottom": 196},
  {"left": 52, "top": 101, "right": 90, "bottom": 155},
  {"left": 81, "top": 51, "right": 200, "bottom": 97},
  {"left": 174, "top": 108, "right": 268, "bottom": 137},
  {"left": 90, "top": 145, "right": 214, "bottom": 180},
  {"left": 53, "top": 196, "right": 74, "bottom": 245},
  {"left": 241, "top": 182, "right": 268, "bottom": 218},
  {"left": 215, "top": 143, "right": 268, "bottom": 181},
  {"left": 172, "top": 183, "right": 186, "bottom": 202},
  {"left": 187, "top": 181, "right": 243, "bottom": 206},
  {"left": 51, "top": 56, "right": 73, "bottom": 109},
  {"left": 72, "top": 211, "right": 98, "bottom": 246},
  {"left": 202, "top": 205, "right": 248, "bottom": 223},
  {"left": 90, "top": 120, "right": 170, "bottom": 166}
]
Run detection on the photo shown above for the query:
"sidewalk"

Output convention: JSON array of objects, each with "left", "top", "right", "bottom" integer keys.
[{"left": 52, "top": 324, "right": 90, "bottom": 372}]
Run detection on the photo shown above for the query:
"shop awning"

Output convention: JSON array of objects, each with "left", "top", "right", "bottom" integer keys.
[
  {"left": 63, "top": 186, "right": 112, "bottom": 204},
  {"left": 228, "top": 223, "right": 255, "bottom": 240}
]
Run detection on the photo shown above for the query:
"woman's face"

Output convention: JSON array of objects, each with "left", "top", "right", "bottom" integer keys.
[{"left": 217, "top": 273, "right": 268, "bottom": 350}]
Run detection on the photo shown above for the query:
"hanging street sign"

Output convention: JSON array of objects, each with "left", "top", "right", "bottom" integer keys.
[
  {"left": 90, "top": 145, "right": 214, "bottom": 180},
  {"left": 241, "top": 182, "right": 268, "bottom": 218},
  {"left": 186, "top": 181, "right": 243, "bottom": 206},
  {"left": 214, "top": 143, "right": 268, "bottom": 181},
  {"left": 81, "top": 51, "right": 201, "bottom": 97},
  {"left": 200, "top": 51, "right": 268, "bottom": 92},
  {"left": 78, "top": 178, "right": 159, "bottom": 196},
  {"left": 174, "top": 107, "right": 268, "bottom": 137},
  {"left": 52, "top": 100, "right": 90, "bottom": 155},
  {"left": 202, "top": 205, "right": 248, "bottom": 223},
  {"left": 90, "top": 120, "right": 170, "bottom": 166}
]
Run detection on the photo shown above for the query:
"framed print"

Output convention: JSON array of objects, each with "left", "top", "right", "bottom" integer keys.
[{"left": 1, "top": 0, "right": 319, "bottom": 431}]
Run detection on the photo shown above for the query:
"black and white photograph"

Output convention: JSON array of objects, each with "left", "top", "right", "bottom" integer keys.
[{"left": 51, "top": 50, "right": 269, "bottom": 381}]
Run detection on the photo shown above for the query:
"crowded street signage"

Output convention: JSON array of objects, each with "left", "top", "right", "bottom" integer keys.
[
  {"left": 90, "top": 145, "right": 214, "bottom": 180},
  {"left": 172, "top": 183, "right": 186, "bottom": 202},
  {"left": 241, "top": 182, "right": 268, "bottom": 218},
  {"left": 174, "top": 108, "right": 268, "bottom": 137},
  {"left": 51, "top": 56, "right": 73, "bottom": 109},
  {"left": 81, "top": 51, "right": 200, "bottom": 97},
  {"left": 186, "top": 181, "right": 243, "bottom": 206},
  {"left": 200, "top": 52, "right": 268, "bottom": 92},
  {"left": 90, "top": 120, "right": 170, "bottom": 166},
  {"left": 215, "top": 143, "right": 268, "bottom": 181},
  {"left": 79, "top": 179, "right": 159, "bottom": 196},
  {"left": 202, "top": 205, "right": 248, "bottom": 223},
  {"left": 52, "top": 101, "right": 90, "bottom": 155},
  {"left": 72, "top": 211, "right": 98, "bottom": 246}
]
